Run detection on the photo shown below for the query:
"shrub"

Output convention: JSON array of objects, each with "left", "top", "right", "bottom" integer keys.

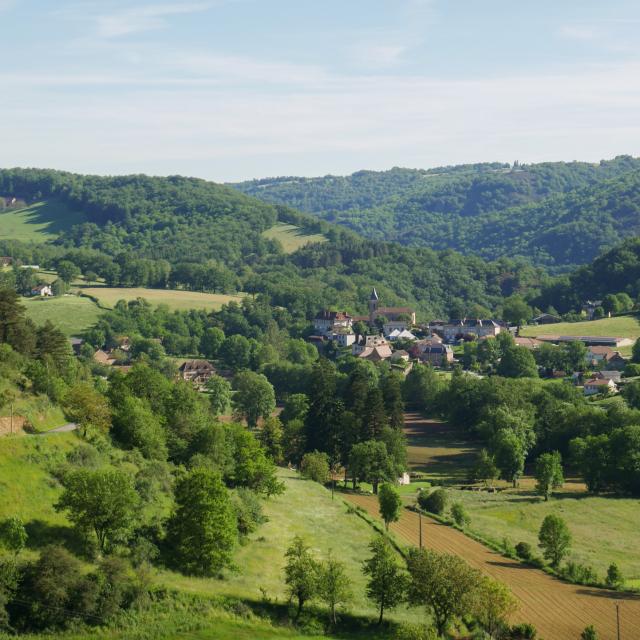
[
  {"left": 450, "top": 502, "right": 469, "bottom": 528},
  {"left": 300, "top": 451, "right": 330, "bottom": 484},
  {"left": 581, "top": 625, "right": 599, "bottom": 640},
  {"left": 510, "top": 622, "right": 538, "bottom": 639},
  {"left": 502, "top": 537, "right": 516, "bottom": 557},
  {"left": 417, "top": 488, "right": 447, "bottom": 515},
  {"left": 559, "top": 561, "right": 598, "bottom": 585},
  {"left": 515, "top": 541, "right": 532, "bottom": 561},
  {"left": 606, "top": 563, "right": 623, "bottom": 589}
]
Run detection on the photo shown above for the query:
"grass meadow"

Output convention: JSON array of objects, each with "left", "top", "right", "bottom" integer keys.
[
  {"left": 162, "top": 468, "right": 422, "bottom": 625},
  {"left": 403, "top": 413, "right": 640, "bottom": 587},
  {"left": 521, "top": 314, "right": 640, "bottom": 355},
  {"left": 262, "top": 223, "right": 327, "bottom": 254},
  {"left": 0, "top": 200, "right": 85, "bottom": 242},
  {"left": 22, "top": 295, "right": 103, "bottom": 336},
  {"left": 80, "top": 287, "right": 245, "bottom": 312}
]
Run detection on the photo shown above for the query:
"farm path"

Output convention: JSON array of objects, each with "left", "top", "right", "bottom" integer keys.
[{"left": 343, "top": 412, "right": 640, "bottom": 640}]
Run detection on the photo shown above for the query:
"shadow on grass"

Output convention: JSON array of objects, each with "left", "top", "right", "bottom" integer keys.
[{"left": 25, "top": 518, "right": 87, "bottom": 555}]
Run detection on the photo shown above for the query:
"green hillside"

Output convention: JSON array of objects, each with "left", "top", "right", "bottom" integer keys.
[
  {"left": 233, "top": 156, "right": 640, "bottom": 270},
  {"left": 0, "top": 200, "right": 85, "bottom": 242}
]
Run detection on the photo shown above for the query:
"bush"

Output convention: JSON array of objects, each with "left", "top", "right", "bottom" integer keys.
[
  {"left": 581, "top": 625, "right": 599, "bottom": 640},
  {"left": 395, "top": 622, "right": 438, "bottom": 640},
  {"left": 606, "top": 562, "right": 623, "bottom": 589},
  {"left": 515, "top": 541, "right": 532, "bottom": 561},
  {"left": 502, "top": 537, "right": 516, "bottom": 557},
  {"left": 450, "top": 502, "right": 469, "bottom": 528},
  {"left": 510, "top": 622, "right": 538, "bottom": 639},
  {"left": 559, "top": 561, "right": 598, "bottom": 585},
  {"left": 232, "top": 488, "right": 266, "bottom": 537},
  {"left": 300, "top": 451, "right": 330, "bottom": 484},
  {"left": 417, "top": 488, "right": 447, "bottom": 515}
]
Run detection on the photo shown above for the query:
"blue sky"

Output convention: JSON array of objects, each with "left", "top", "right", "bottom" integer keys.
[{"left": 1, "top": 0, "right": 640, "bottom": 181}]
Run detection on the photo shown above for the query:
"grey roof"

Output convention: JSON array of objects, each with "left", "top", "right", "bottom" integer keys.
[{"left": 370, "top": 287, "right": 379, "bottom": 301}]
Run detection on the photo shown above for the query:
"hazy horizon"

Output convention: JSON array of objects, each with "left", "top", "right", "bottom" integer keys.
[{"left": 2, "top": 0, "right": 639, "bottom": 182}]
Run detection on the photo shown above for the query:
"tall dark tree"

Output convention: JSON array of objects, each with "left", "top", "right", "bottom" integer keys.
[
  {"left": 381, "top": 373, "right": 404, "bottom": 430},
  {"left": 305, "top": 359, "right": 340, "bottom": 454},
  {"left": 363, "top": 387, "right": 388, "bottom": 441}
]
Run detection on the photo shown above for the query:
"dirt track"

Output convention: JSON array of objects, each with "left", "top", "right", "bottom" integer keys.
[
  {"left": 342, "top": 412, "right": 640, "bottom": 639},
  {"left": 346, "top": 493, "right": 639, "bottom": 639}
]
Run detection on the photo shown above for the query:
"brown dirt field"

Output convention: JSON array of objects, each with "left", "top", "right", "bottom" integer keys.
[
  {"left": 345, "top": 493, "right": 639, "bottom": 640},
  {"left": 0, "top": 415, "right": 26, "bottom": 436}
]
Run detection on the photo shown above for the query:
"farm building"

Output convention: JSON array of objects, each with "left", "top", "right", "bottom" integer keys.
[
  {"left": 441, "top": 318, "right": 501, "bottom": 341},
  {"left": 179, "top": 359, "right": 217, "bottom": 386},
  {"left": 537, "top": 335, "right": 633, "bottom": 348}
]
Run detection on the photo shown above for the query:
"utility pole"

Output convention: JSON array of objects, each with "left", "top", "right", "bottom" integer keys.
[
  {"left": 616, "top": 602, "right": 621, "bottom": 640},
  {"left": 10, "top": 402, "right": 13, "bottom": 435},
  {"left": 419, "top": 511, "right": 423, "bottom": 550}
]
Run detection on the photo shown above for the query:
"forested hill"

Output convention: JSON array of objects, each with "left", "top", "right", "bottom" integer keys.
[
  {"left": 231, "top": 156, "right": 640, "bottom": 270},
  {"left": 0, "top": 168, "right": 544, "bottom": 319}
]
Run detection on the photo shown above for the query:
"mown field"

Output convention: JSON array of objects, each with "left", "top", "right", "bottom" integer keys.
[
  {"left": 80, "top": 287, "right": 245, "bottom": 312},
  {"left": 262, "top": 223, "right": 327, "bottom": 254},
  {"left": 0, "top": 200, "right": 85, "bottom": 242},
  {"left": 22, "top": 295, "right": 103, "bottom": 336},
  {"left": 521, "top": 315, "right": 640, "bottom": 355},
  {"left": 403, "top": 413, "right": 640, "bottom": 584}
]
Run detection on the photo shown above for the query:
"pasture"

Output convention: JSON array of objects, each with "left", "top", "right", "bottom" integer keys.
[
  {"left": 80, "top": 287, "right": 245, "bottom": 312},
  {"left": 346, "top": 492, "right": 638, "bottom": 640},
  {"left": 163, "top": 468, "right": 421, "bottom": 625},
  {"left": 403, "top": 413, "right": 640, "bottom": 587},
  {"left": 0, "top": 200, "right": 85, "bottom": 242},
  {"left": 22, "top": 294, "right": 103, "bottom": 336},
  {"left": 262, "top": 223, "right": 327, "bottom": 254},
  {"left": 521, "top": 315, "right": 640, "bottom": 355}
]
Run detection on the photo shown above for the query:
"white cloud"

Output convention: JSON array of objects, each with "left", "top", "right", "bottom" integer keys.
[
  {"left": 558, "top": 25, "right": 600, "bottom": 41},
  {"left": 95, "top": 2, "right": 213, "bottom": 38},
  {"left": 348, "top": 43, "right": 407, "bottom": 69}
]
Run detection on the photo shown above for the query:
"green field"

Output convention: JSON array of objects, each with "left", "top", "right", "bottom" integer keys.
[
  {"left": 262, "top": 223, "right": 327, "bottom": 254},
  {"left": 521, "top": 315, "right": 640, "bottom": 355},
  {"left": 0, "top": 441, "right": 423, "bottom": 639},
  {"left": 80, "top": 287, "right": 245, "bottom": 312},
  {"left": 0, "top": 200, "right": 85, "bottom": 242},
  {"left": 162, "top": 469, "right": 420, "bottom": 624},
  {"left": 406, "top": 415, "right": 640, "bottom": 586},
  {"left": 22, "top": 295, "right": 103, "bottom": 336}
]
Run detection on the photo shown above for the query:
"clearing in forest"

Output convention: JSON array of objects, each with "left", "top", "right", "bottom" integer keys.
[
  {"left": 0, "top": 200, "right": 85, "bottom": 242},
  {"left": 80, "top": 287, "right": 245, "bottom": 312},
  {"left": 262, "top": 223, "right": 327, "bottom": 253}
]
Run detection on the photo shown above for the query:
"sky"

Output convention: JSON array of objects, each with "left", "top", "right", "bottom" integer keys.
[{"left": 1, "top": 0, "right": 640, "bottom": 181}]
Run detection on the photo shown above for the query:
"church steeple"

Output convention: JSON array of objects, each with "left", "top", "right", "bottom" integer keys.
[{"left": 368, "top": 287, "right": 379, "bottom": 325}]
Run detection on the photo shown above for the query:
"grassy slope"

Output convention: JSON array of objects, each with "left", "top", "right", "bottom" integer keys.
[
  {"left": 162, "top": 469, "right": 420, "bottom": 624},
  {"left": 262, "top": 223, "right": 327, "bottom": 254},
  {"left": 22, "top": 295, "right": 103, "bottom": 336},
  {"left": 403, "top": 414, "right": 640, "bottom": 585},
  {"left": 0, "top": 200, "right": 85, "bottom": 242},
  {"left": 80, "top": 287, "right": 245, "bottom": 312},
  {"left": 0, "top": 433, "right": 76, "bottom": 545},
  {"left": 521, "top": 315, "right": 640, "bottom": 355}
]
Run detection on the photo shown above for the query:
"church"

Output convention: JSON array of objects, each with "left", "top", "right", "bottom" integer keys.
[{"left": 367, "top": 288, "right": 416, "bottom": 333}]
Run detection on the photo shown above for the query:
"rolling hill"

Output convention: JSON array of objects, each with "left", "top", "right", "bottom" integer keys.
[
  {"left": 0, "top": 168, "right": 546, "bottom": 319},
  {"left": 232, "top": 156, "right": 640, "bottom": 270}
]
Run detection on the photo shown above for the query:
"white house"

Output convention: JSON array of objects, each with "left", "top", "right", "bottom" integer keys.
[
  {"left": 30, "top": 284, "right": 53, "bottom": 297},
  {"left": 330, "top": 330, "right": 357, "bottom": 347},
  {"left": 583, "top": 378, "right": 617, "bottom": 396}
]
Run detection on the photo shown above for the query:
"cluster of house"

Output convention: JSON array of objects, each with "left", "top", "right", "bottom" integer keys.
[{"left": 310, "top": 289, "right": 458, "bottom": 368}]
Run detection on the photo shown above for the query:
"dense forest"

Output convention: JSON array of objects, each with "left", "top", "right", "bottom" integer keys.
[
  {"left": 0, "top": 168, "right": 546, "bottom": 319},
  {"left": 232, "top": 156, "right": 640, "bottom": 270}
]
